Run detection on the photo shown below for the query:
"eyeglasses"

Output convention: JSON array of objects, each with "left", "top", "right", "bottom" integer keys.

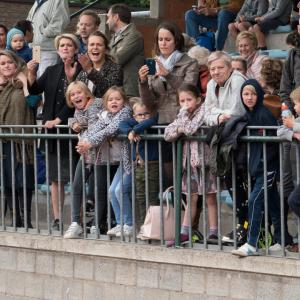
[{"left": 134, "top": 112, "right": 151, "bottom": 117}]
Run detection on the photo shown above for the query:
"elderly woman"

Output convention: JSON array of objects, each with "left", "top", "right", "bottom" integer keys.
[
  {"left": 0, "top": 50, "right": 35, "bottom": 228},
  {"left": 139, "top": 21, "right": 199, "bottom": 124},
  {"left": 236, "top": 31, "right": 266, "bottom": 81},
  {"left": 204, "top": 51, "right": 248, "bottom": 244},
  {"left": 204, "top": 51, "right": 246, "bottom": 126},
  {"left": 28, "top": 33, "right": 81, "bottom": 231},
  {"left": 77, "top": 31, "right": 123, "bottom": 98}
]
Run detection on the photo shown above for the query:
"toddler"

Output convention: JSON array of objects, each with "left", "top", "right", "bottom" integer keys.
[
  {"left": 6, "top": 28, "right": 32, "bottom": 63},
  {"left": 119, "top": 98, "right": 159, "bottom": 234}
]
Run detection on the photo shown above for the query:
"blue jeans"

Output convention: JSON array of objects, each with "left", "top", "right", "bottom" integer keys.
[
  {"left": 247, "top": 171, "right": 282, "bottom": 247},
  {"left": 109, "top": 165, "right": 132, "bottom": 226},
  {"left": 185, "top": 9, "right": 236, "bottom": 50}
]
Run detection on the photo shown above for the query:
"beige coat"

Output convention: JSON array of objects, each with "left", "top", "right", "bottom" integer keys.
[
  {"left": 109, "top": 23, "right": 144, "bottom": 97},
  {"left": 139, "top": 54, "right": 199, "bottom": 124}
]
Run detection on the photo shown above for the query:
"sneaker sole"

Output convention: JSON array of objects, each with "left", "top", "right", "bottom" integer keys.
[{"left": 231, "top": 250, "right": 259, "bottom": 257}]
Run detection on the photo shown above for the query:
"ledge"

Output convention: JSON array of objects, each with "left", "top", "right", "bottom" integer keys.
[{"left": 0, "top": 232, "right": 299, "bottom": 279}]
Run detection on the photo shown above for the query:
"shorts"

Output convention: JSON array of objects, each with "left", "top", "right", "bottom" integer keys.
[{"left": 257, "top": 19, "right": 286, "bottom": 34}]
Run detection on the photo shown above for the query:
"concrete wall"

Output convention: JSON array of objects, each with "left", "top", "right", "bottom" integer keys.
[{"left": 0, "top": 232, "right": 300, "bottom": 300}]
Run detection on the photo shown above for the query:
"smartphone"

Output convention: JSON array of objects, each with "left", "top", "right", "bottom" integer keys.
[
  {"left": 145, "top": 58, "right": 156, "bottom": 76},
  {"left": 32, "top": 46, "right": 41, "bottom": 63}
]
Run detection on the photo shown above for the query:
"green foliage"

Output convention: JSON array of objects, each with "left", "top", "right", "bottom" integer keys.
[{"left": 69, "top": 0, "right": 150, "bottom": 8}]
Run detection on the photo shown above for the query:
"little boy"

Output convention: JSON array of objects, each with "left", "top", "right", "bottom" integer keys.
[
  {"left": 119, "top": 98, "right": 159, "bottom": 234},
  {"left": 6, "top": 28, "right": 32, "bottom": 63},
  {"left": 278, "top": 87, "right": 300, "bottom": 220}
]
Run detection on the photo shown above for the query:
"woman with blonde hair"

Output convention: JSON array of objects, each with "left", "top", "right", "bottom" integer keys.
[
  {"left": 28, "top": 33, "right": 81, "bottom": 231},
  {"left": 236, "top": 31, "right": 266, "bottom": 81}
]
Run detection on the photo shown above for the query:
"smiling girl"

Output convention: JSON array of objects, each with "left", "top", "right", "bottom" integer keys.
[
  {"left": 74, "top": 86, "right": 132, "bottom": 237},
  {"left": 164, "top": 83, "right": 217, "bottom": 246}
]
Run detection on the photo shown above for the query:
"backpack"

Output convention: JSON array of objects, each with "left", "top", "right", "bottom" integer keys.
[{"left": 196, "top": 31, "right": 216, "bottom": 52}]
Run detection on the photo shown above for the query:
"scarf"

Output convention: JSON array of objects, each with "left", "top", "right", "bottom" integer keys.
[
  {"left": 156, "top": 50, "right": 183, "bottom": 81},
  {"left": 0, "top": 81, "right": 34, "bottom": 163}
]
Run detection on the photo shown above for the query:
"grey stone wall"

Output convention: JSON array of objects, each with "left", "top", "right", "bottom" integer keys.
[{"left": 0, "top": 232, "right": 299, "bottom": 299}]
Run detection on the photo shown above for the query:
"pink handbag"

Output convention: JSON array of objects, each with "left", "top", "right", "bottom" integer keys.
[{"left": 140, "top": 186, "right": 176, "bottom": 240}]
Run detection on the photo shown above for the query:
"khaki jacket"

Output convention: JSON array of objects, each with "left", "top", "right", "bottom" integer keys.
[
  {"left": 139, "top": 54, "right": 199, "bottom": 124},
  {"left": 109, "top": 23, "right": 145, "bottom": 97}
]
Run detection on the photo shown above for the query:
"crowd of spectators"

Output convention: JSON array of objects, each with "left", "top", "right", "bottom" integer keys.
[{"left": 1, "top": 0, "right": 300, "bottom": 257}]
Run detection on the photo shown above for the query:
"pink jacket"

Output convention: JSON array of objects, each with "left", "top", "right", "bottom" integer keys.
[{"left": 164, "top": 104, "right": 210, "bottom": 169}]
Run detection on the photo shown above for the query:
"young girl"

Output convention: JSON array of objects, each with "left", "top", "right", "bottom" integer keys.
[
  {"left": 64, "top": 84, "right": 131, "bottom": 238},
  {"left": 75, "top": 86, "right": 132, "bottom": 238},
  {"left": 164, "top": 83, "right": 217, "bottom": 246},
  {"left": 119, "top": 98, "right": 159, "bottom": 235},
  {"left": 231, "top": 79, "right": 284, "bottom": 257}
]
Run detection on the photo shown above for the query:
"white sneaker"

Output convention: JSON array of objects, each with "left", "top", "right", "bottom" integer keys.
[
  {"left": 90, "top": 226, "right": 97, "bottom": 235},
  {"left": 116, "top": 224, "right": 133, "bottom": 237},
  {"left": 268, "top": 243, "right": 283, "bottom": 253},
  {"left": 231, "top": 243, "right": 258, "bottom": 257},
  {"left": 64, "top": 222, "right": 83, "bottom": 239},
  {"left": 107, "top": 225, "right": 121, "bottom": 236}
]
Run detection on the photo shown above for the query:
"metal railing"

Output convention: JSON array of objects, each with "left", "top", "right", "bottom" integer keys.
[{"left": 0, "top": 125, "right": 299, "bottom": 258}]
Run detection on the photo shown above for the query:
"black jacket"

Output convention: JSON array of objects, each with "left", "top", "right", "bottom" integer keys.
[
  {"left": 241, "top": 79, "right": 279, "bottom": 177},
  {"left": 208, "top": 115, "right": 248, "bottom": 176}
]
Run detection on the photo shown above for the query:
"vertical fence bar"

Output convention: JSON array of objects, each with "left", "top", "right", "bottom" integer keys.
[
  {"left": 106, "top": 147, "right": 111, "bottom": 233},
  {"left": 158, "top": 129, "right": 164, "bottom": 245},
  {"left": 263, "top": 129, "right": 269, "bottom": 255},
  {"left": 186, "top": 141, "right": 192, "bottom": 248},
  {"left": 131, "top": 142, "right": 136, "bottom": 242},
  {"left": 56, "top": 127, "right": 62, "bottom": 235},
  {"left": 175, "top": 139, "right": 183, "bottom": 247},
  {"left": 279, "top": 142, "right": 285, "bottom": 257},
  {"left": 45, "top": 129, "right": 51, "bottom": 233},
  {"left": 10, "top": 129, "right": 16, "bottom": 230},
  {"left": 201, "top": 129, "right": 207, "bottom": 248},
  {"left": 81, "top": 157, "right": 86, "bottom": 238},
  {"left": 232, "top": 158, "right": 237, "bottom": 249},
  {"left": 93, "top": 162, "right": 99, "bottom": 238},
  {"left": 33, "top": 133, "right": 39, "bottom": 232},
  {"left": 0, "top": 128, "right": 4, "bottom": 229},
  {"left": 21, "top": 128, "right": 28, "bottom": 230}
]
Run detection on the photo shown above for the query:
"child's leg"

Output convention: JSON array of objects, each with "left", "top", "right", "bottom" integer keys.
[
  {"left": 51, "top": 181, "right": 65, "bottom": 220},
  {"left": 206, "top": 193, "right": 217, "bottom": 235},
  {"left": 115, "top": 170, "right": 132, "bottom": 226},
  {"left": 109, "top": 165, "right": 122, "bottom": 225},
  {"left": 247, "top": 175, "right": 265, "bottom": 247},
  {"left": 268, "top": 178, "right": 283, "bottom": 245},
  {"left": 71, "top": 159, "right": 91, "bottom": 223},
  {"left": 182, "top": 194, "right": 199, "bottom": 228},
  {"left": 135, "top": 165, "right": 146, "bottom": 228}
]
